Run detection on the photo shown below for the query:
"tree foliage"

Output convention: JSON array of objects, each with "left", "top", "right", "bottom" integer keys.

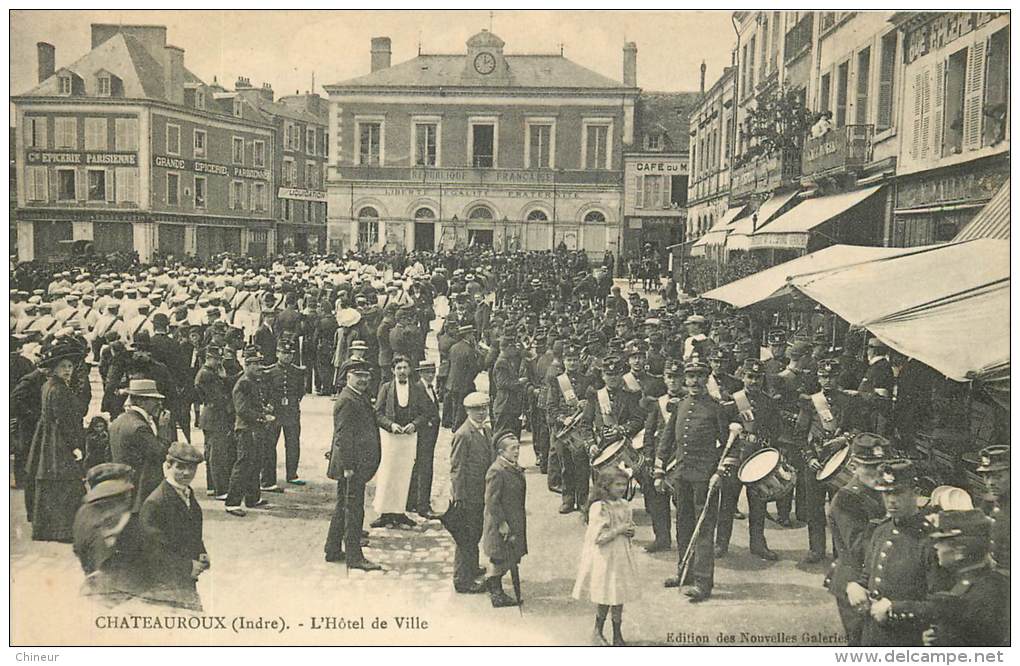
[{"left": 741, "top": 86, "right": 814, "bottom": 160}]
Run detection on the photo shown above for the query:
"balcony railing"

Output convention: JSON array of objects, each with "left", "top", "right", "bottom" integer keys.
[
  {"left": 336, "top": 165, "right": 624, "bottom": 187},
  {"left": 801, "top": 124, "right": 875, "bottom": 177},
  {"left": 730, "top": 149, "right": 801, "bottom": 198}
]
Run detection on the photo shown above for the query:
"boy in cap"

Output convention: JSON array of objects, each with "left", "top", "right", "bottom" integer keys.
[{"left": 139, "top": 442, "right": 209, "bottom": 612}]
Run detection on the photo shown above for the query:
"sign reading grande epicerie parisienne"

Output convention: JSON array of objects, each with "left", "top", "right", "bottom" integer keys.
[
  {"left": 153, "top": 155, "right": 270, "bottom": 181},
  {"left": 27, "top": 151, "right": 138, "bottom": 166}
]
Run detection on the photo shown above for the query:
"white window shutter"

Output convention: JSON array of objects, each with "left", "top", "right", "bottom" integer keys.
[
  {"left": 931, "top": 60, "right": 946, "bottom": 159},
  {"left": 910, "top": 70, "right": 923, "bottom": 161},
  {"left": 962, "top": 38, "right": 987, "bottom": 151},
  {"left": 635, "top": 175, "right": 644, "bottom": 208},
  {"left": 106, "top": 169, "right": 115, "bottom": 202},
  {"left": 918, "top": 66, "right": 932, "bottom": 161}
]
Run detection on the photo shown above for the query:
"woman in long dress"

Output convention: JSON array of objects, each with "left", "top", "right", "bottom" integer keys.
[
  {"left": 26, "top": 341, "right": 89, "bottom": 542},
  {"left": 572, "top": 466, "right": 641, "bottom": 646}
]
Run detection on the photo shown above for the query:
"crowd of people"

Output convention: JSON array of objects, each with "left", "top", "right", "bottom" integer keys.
[{"left": 8, "top": 245, "right": 1010, "bottom": 645}]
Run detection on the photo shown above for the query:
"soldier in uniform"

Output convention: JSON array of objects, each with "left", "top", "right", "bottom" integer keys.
[
  {"left": 795, "top": 358, "right": 869, "bottom": 563},
  {"left": 547, "top": 343, "right": 593, "bottom": 514},
  {"left": 654, "top": 357, "right": 735, "bottom": 602},
  {"left": 446, "top": 325, "right": 483, "bottom": 431},
  {"left": 716, "top": 359, "right": 781, "bottom": 560},
  {"left": 491, "top": 333, "right": 527, "bottom": 437},
  {"left": 859, "top": 338, "right": 895, "bottom": 435},
  {"left": 264, "top": 340, "right": 306, "bottom": 488},
  {"left": 639, "top": 358, "right": 685, "bottom": 552},
  {"left": 826, "top": 433, "right": 890, "bottom": 646},
  {"left": 224, "top": 346, "right": 274, "bottom": 517},
  {"left": 763, "top": 328, "right": 789, "bottom": 381},
  {"left": 975, "top": 444, "right": 1009, "bottom": 571},
  {"left": 527, "top": 331, "right": 555, "bottom": 474},
  {"left": 193, "top": 344, "right": 234, "bottom": 498},
  {"left": 922, "top": 510, "right": 1010, "bottom": 646},
  {"left": 855, "top": 459, "right": 939, "bottom": 647},
  {"left": 706, "top": 347, "right": 742, "bottom": 402}
]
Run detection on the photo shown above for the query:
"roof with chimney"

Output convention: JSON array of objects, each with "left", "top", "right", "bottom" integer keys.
[
  {"left": 233, "top": 84, "right": 325, "bottom": 126},
  {"left": 632, "top": 91, "right": 701, "bottom": 152}
]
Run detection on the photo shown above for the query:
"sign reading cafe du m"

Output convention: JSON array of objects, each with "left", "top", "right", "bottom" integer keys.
[
  {"left": 27, "top": 150, "right": 138, "bottom": 166},
  {"left": 153, "top": 155, "right": 270, "bottom": 181}
]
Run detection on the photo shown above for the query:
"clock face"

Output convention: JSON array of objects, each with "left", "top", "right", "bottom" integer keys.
[{"left": 474, "top": 52, "right": 496, "bottom": 75}]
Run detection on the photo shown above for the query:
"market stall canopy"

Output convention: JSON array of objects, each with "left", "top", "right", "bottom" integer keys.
[
  {"left": 789, "top": 239, "right": 1009, "bottom": 398},
  {"left": 701, "top": 243, "right": 921, "bottom": 309},
  {"left": 748, "top": 185, "right": 883, "bottom": 250},
  {"left": 953, "top": 179, "right": 1009, "bottom": 242},
  {"left": 726, "top": 190, "right": 801, "bottom": 253}
]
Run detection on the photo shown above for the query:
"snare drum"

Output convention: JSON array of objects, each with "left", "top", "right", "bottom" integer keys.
[
  {"left": 592, "top": 440, "right": 639, "bottom": 474},
  {"left": 738, "top": 448, "right": 797, "bottom": 502},
  {"left": 562, "top": 425, "right": 595, "bottom": 458},
  {"left": 816, "top": 446, "right": 852, "bottom": 490}
]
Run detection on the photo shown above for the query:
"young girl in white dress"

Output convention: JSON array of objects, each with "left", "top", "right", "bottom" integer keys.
[{"left": 572, "top": 465, "right": 640, "bottom": 646}]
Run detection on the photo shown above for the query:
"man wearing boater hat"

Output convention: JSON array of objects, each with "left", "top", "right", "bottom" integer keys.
[{"left": 825, "top": 433, "right": 891, "bottom": 646}]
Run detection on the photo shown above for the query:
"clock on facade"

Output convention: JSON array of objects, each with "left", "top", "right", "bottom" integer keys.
[{"left": 473, "top": 52, "right": 496, "bottom": 74}]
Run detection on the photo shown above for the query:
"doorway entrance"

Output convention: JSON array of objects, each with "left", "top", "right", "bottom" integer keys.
[{"left": 414, "top": 222, "right": 435, "bottom": 250}]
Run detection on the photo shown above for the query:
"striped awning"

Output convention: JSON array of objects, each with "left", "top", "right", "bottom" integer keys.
[{"left": 954, "top": 179, "right": 1009, "bottom": 242}]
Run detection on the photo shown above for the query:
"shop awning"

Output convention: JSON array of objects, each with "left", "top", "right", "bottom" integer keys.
[
  {"left": 789, "top": 239, "right": 1009, "bottom": 397},
  {"left": 691, "top": 205, "right": 748, "bottom": 249},
  {"left": 726, "top": 190, "right": 801, "bottom": 252},
  {"left": 702, "top": 243, "right": 922, "bottom": 308},
  {"left": 749, "top": 185, "right": 883, "bottom": 250},
  {"left": 954, "top": 179, "right": 1009, "bottom": 242}
]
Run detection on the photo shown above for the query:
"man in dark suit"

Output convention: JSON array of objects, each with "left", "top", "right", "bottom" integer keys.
[
  {"left": 446, "top": 325, "right": 482, "bottom": 430},
  {"left": 224, "top": 346, "right": 273, "bottom": 516},
  {"left": 449, "top": 391, "right": 494, "bottom": 594},
  {"left": 139, "top": 441, "right": 209, "bottom": 612},
  {"left": 149, "top": 313, "right": 191, "bottom": 443},
  {"left": 491, "top": 334, "right": 527, "bottom": 437},
  {"left": 407, "top": 361, "right": 442, "bottom": 519},
  {"left": 324, "top": 359, "right": 382, "bottom": 571},
  {"left": 253, "top": 310, "right": 278, "bottom": 366},
  {"left": 193, "top": 345, "right": 234, "bottom": 498},
  {"left": 109, "top": 379, "right": 173, "bottom": 512}
]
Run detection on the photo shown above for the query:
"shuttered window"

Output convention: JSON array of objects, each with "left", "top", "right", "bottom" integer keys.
[
  {"left": 877, "top": 33, "right": 897, "bottom": 130},
  {"left": 115, "top": 168, "right": 138, "bottom": 203},
  {"left": 26, "top": 166, "right": 47, "bottom": 201},
  {"left": 962, "top": 38, "right": 987, "bottom": 151},
  {"left": 855, "top": 48, "right": 871, "bottom": 124},
  {"left": 982, "top": 27, "right": 1009, "bottom": 147}
]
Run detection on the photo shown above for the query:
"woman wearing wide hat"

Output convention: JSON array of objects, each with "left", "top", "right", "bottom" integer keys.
[{"left": 25, "top": 337, "right": 90, "bottom": 542}]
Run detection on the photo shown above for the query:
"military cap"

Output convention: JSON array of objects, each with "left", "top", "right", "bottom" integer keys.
[
  {"left": 241, "top": 345, "right": 264, "bottom": 362},
  {"left": 873, "top": 459, "right": 916, "bottom": 492},
  {"left": 602, "top": 355, "right": 627, "bottom": 375},
  {"left": 788, "top": 339, "right": 812, "bottom": 359},
  {"left": 742, "top": 358, "right": 765, "bottom": 376},
  {"left": 766, "top": 328, "right": 787, "bottom": 345},
  {"left": 85, "top": 462, "right": 134, "bottom": 487},
  {"left": 928, "top": 509, "right": 993, "bottom": 540},
  {"left": 278, "top": 340, "right": 296, "bottom": 354},
  {"left": 457, "top": 324, "right": 475, "bottom": 335},
  {"left": 463, "top": 391, "right": 490, "bottom": 408},
  {"left": 850, "top": 432, "right": 891, "bottom": 465},
  {"left": 166, "top": 441, "right": 204, "bottom": 465},
  {"left": 817, "top": 358, "right": 841, "bottom": 376},
  {"left": 975, "top": 444, "right": 1010, "bottom": 473},
  {"left": 84, "top": 478, "right": 135, "bottom": 503},
  {"left": 709, "top": 347, "right": 732, "bottom": 361},
  {"left": 562, "top": 343, "right": 580, "bottom": 358},
  {"left": 204, "top": 345, "right": 223, "bottom": 357},
  {"left": 684, "top": 357, "right": 710, "bottom": 375},
  {"left": 340, "top": 358, "right": 372, "bottom": 376},
  {"left": 664, "top": 358, "right": 684, "bottom": 376}
]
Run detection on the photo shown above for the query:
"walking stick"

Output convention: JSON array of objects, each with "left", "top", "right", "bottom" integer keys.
[{"left": 677, "top": 423, "right": 743, "bottom": 590}]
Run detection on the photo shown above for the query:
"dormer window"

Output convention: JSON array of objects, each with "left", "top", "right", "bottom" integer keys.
[
  {"left": 196, "top": 90, "right": 205, "bottom": 110},
  {"left": 58, "top": 75, "right": 72, "bottom": 95},
  {"left": 97, "top": 75, "right": 111, "bottom": 97},
  {"left": 232, "top": 98, "right": 243, "bottom": 118},
  {"left": 645, "top": 134, "right": 662, "bottom": 151}
]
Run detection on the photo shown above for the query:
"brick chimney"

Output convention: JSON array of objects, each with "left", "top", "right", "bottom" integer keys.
[
  {"left": 623, "top": 41, "right": 637, "bottom": 87},
  {"left": 235, "top": 76, "right": 253, "bottom": 90},
  {"left": 371, "top": 37, "right": 391, "bottom": 72},
  {"left": 700, "top": 60, "right": 706, "bottom": 94},
  {"left": 37, "top": 42, "right": 55, "bottom": 83},
  {"left": 165, "top": 45, "right": 185, "bottom": 104},
  {"left": 259, "top": 82, "right": 274, "bottom": 104}
]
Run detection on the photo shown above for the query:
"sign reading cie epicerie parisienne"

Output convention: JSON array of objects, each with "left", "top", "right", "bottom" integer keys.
[
  {"left": 153, "top": 155, "right": 270, "bottom": 181},
  {"left": 27, "top": 151, "right": 138, "bottom": 166}
]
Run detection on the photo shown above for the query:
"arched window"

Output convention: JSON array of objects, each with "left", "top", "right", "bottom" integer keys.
[
  {"left": 467, "top": 205, "right": 494, "bottom": 220},
  {"left": 414, "top": 207, "right": 435, "bottom": 220},
  {"left": 526, "top": 209, "right": 548, "bottom": 222},
  {"left": 584, "top": 210, "right": 606, "bottom": 224},
  {"left": 357, "top": 206, "right": 379, "bottom": 248}
]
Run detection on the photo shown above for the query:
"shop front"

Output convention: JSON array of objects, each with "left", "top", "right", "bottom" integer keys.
[{"left": 891, "top": 155, "right": 1009, "bottom": 247}]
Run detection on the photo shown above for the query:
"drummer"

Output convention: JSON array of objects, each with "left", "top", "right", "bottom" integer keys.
[
  {"left": 581, "top": 355, "right": 645, "bottom": 462},
  {"left": 639, "top": 358, "right": 685, "bottom": 553},
  {"left": 825, "top": 433, "right": 891, "bottom": 646},
  {"left": 717, "top": 359, "right": 782, "bottom": 561},
  {"left": 796, "top": 358, "right": 871, "bottom": 564},
  {"left": 547, "top": 343, "right": 595, "bottom": 515}
]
